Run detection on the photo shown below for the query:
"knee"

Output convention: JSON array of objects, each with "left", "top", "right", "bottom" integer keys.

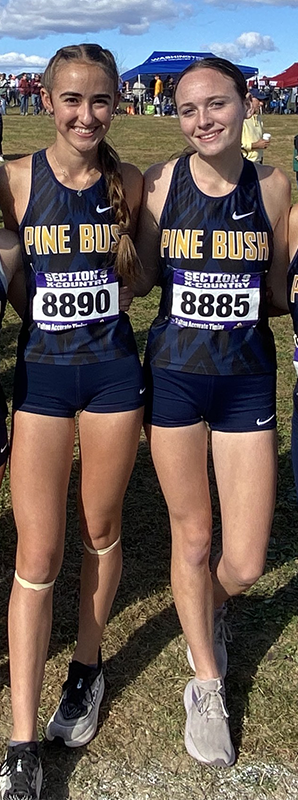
[
  {"left": 172, "top": 523, "right": 211, "bottom": 568},
  {"left": 16, "top": 547, "right": 62, "bottom": 584},
  {"left": 222, "top": 554, "right": 264, "bottom": 591}
]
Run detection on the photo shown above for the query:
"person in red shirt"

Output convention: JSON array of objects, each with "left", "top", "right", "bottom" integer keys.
[{"left": 18, "top": 73, "right": 31, "bottom": 115}]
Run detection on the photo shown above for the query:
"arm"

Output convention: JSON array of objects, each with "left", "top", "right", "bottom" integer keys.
[
  {"left": 258, "top": 166, "right": 291, "bottom": 313},
  {"left": 133, "top": 161, "right": 175, "bottom": 296},
  {"left": 241, "top": 119, "right": 269, "bottom": 153},
  {"left": 0, "top": 228, "right": 26, "bottom": 318},
  {"left": 289, "top": 203, "right": 298, "bottom": 262}
]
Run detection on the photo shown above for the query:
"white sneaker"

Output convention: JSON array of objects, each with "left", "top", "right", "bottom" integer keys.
[
  {"left": 46, "top": 654, "right": 104, "bottom": 747},
  {"left": 184, "top": 677, "right": 235, "bottom": 767}
]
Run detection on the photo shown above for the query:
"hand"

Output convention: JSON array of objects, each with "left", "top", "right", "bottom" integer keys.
[
  {"left": 119, "top": 285, "right": 134, "bottom": 312},
  {"left": 254, "top": 139, "right": 270, "bottom": 150}
]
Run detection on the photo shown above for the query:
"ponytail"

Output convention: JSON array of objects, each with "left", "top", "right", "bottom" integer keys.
[{"left": 99, "top": 140, "right": 142, "bottom": 282}]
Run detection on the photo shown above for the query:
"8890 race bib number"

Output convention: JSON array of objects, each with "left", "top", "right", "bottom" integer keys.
[
  {"left": 33, "top": 269, "right": 119, "bottom": 331},
  {"left": 170, "top": 270, "right": 261, "bottom": 330}
]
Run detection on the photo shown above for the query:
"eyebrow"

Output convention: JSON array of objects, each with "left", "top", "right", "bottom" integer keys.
[
  {"left": 178, "top": 94, "right": 230, "bottom": 107},
  {"left": 59, "top": 91, "right": 112, "bottom": 100}
]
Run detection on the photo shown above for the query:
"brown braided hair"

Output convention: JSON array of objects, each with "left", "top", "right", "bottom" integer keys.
[{"left": 42, "top": 44, "right": 141, "bottom": 281}]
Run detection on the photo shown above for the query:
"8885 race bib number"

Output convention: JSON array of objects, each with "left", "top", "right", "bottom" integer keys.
[
  {"left": 170, "top": 270, "right": 261, "bottom": 331},
  {"left": 32, "top": 268, "right": 119, "bottom": 331}
]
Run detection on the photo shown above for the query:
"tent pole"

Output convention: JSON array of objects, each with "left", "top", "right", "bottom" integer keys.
[{"left": 138, "top": 73, "right": 142, "bottom": 115}]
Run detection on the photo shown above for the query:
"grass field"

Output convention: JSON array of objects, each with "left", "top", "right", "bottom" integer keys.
[{"left": 0, "top": 108, "right": 298, "bottom": 800}]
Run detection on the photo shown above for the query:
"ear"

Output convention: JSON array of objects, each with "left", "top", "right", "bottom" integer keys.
[
  {"left": 40, "top": 87, "right": 53, "bottom": 115},
  {"left": 113, "top": 91, "right": 121, "bottom": 114},
  {"left": 244, "top": 92, "right": 253, "bottom": 120}
]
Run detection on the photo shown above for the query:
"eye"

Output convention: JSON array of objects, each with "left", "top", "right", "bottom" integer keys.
[
  {"left": 180, "top": 107, "right": 196, "bottom": 117},
  {"left": 210, "top": 100, "right": 224, "bottom": 108}
]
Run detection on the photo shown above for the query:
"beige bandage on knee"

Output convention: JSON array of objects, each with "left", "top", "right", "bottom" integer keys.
[
  {"left": 15, "top": 570, "right": 55, "bottom": 591},
  {"left": 83, "top": 535, "right": 121, "bottom": 556}
]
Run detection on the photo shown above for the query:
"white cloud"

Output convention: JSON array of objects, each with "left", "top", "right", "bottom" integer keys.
[
  {"left": 0, "top": 0, "right": 192, "bottom": 38},
  {"left": 206, "top": 0, "right": 298, "bottom": 5},
  {"left": 210, "top": 31, "right": 277, "bottom": 61},
  {"left": 0, "top": 52, "right": 48, "bottom": 68}
]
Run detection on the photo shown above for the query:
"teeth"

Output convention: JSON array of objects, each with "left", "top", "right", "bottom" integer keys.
[{"left": 74, "top": 127, "right": 95, "bottom": 134}]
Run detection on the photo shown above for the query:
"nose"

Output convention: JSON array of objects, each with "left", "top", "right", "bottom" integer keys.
[
  {"left": 79, "top": 101, "right": 94, "bottom": 126},
  {"left": 195, "top": 107, "right": 213, "bottom": 129}
]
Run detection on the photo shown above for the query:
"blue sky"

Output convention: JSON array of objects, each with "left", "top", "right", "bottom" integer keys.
[{"left": 0, "top": 0, "right": 297, "bottom": 80}]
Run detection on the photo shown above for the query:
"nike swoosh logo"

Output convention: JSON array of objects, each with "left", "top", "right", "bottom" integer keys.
[
  {"left": 96, "top": 205, "right": 112, "bottom": 214},
  {"left": 232, "top": 211, "right": 254, "bottom": 220},
  {"left": 0, "top": 444, "right": 8, "bottom": 453},
  {"left": 139, "top": 387, "right": 146, "bottom": 395},
  {"left": 256, "top": 414, "right": 275, "bottom": 426}
]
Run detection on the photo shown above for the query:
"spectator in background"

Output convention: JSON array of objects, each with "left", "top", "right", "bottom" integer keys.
[
  {"left": 0, "top": 74, "right": 8, "bottom": 115},
  {"left": 0, "top": 111, "right": 4, "bottom": 163},
  {"left": 154, "top": 74, "right": 163, "bottom": 116},
  {"left": 293, "top": 134, "right": 298, "bottom": 188},
  {"left": 8, "top": 75, "right": 17, "bottom": 107},
  {"left": 18, "top": 73, "right": 31, "bottom": 116},
  {"left": 241, "top": 88, "right": 269, "bottom": 163},
  {"left": 30, "top": 74, "right": 42, "bottom": 115}
]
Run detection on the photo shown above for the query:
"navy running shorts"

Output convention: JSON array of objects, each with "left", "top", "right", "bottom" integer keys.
[
  {"left": 13, "top": 355, "right": 146, "bottom": 417},
  {"left": 144, "top": 365, "right": 276, "bottom": 432}
]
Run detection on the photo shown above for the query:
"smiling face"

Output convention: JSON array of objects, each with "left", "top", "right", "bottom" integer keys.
[
  {"left": 175, "top": 67, "right": 251, "bottom": 159},
  {"left": 41, "top": 61, "right": 119, "bottom": 155}
]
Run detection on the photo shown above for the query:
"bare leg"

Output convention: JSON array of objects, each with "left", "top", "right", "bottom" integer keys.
[
  {"left": 73, "top": 407, "right": 143, "bottom": 665},
  {"left": 211, "top": 429, "right": 277, "bottom": 607},
  {"left": 9, "top": 411, "right": 75, "bottom": 741},
  {"left": 148, "top": 422, "right": 219, "bottom": 680}
]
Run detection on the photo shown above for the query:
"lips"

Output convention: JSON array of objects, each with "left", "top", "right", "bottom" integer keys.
[{"left": 198, "top": 129, "right": 223, "bottom": 141}]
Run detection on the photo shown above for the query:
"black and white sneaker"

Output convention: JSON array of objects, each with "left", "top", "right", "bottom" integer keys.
[
  {"left": 46, "top": 651, "right": 104, "bottom": 748},
  {"left": 0, "top": 742, "right": 43, "bottom": 800}
]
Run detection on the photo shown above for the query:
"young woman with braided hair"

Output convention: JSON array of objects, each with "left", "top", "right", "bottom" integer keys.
[{"left": 0, "top": 44, "right": 144, "bottom": 800}]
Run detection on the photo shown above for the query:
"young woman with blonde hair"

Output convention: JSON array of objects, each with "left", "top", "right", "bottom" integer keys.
[{"left": 0, "top": 43, "right": 144, "bottom": 800}]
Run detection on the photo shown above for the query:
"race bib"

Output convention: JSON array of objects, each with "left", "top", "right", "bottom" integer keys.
[
  {"left": 32, "top": 268, "right": 119, "bottom": 331},
  {"left": 170, "top": 270, "right": 261, "bottom": 331}
]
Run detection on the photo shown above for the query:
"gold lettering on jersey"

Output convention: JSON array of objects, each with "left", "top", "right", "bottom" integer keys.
[
  {"left": 290, "top": 275, "right": 298, "bottom": 303},
  {"left": 161, "top": 229, "right": 204, "bottom": 259},
  {"left": 228, "top": 231, "right": 243, "bottom": 260},
  {"left": 212, "top": 231, "right": 227, "bottom": 259},
  {"left": 243, "top": 232, "right": 258, "bottom": 260},
  {"left": 160, "top": 228, "right": 269, "bottom": 262},
  {"left": 256, "top": 232, "right": 269, "bottom": 261},
  {"left": 24, "top": 224, "right": 120, "bottom": 256}
]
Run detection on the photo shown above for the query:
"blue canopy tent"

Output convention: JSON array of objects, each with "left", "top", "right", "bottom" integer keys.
[{"left": 121, "top": 50, "right": 258, "bottom": 83}]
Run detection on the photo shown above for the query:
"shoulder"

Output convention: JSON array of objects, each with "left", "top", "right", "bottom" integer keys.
[
  {"left": 254, "top": 164, "right": 291, "bottom": 227},
  {"left": 255, "top": 163, "right": 290, "bottom": 196},
  {"left": 0, "top": 155, "right": 33, "bottom": 228},
  {"left": 121, "top": 161, "right": 143, "bottom": 193},
  {"left": 143, "top": 159, "right": 178, "bottom": 223},
  {"left": 0, "top": 228, "right": 21, "bottom": 284},
  {"left": 289, "top": 203, "right": 298, "bottom": 260},
  {"left": 120, "top": 161, "right": 143, "bottom": 214}
]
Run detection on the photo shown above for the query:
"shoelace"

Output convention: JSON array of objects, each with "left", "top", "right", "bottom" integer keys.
[
  {"left": 61, "top": 672, "right": 98, "bottom": 719},
  {"left": 193, "top": 683, "right": 229, "bottom": 720},
  {"left": 0, "top": 748, "right": 39, "bottom": 797}
]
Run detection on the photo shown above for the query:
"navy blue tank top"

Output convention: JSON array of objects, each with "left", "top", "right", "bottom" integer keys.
[
  {"left": 18, "top": 149, "right": 138, "bottom": 365},
  {"left": 146, "top": 156, "right": 276, "bottom": 375}
]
